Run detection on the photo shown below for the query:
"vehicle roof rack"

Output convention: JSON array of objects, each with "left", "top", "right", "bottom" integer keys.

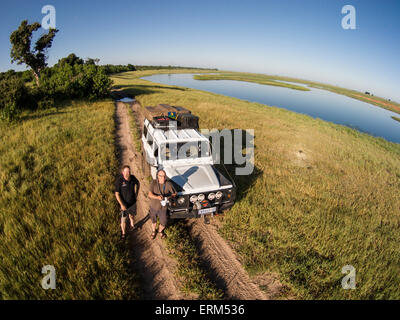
[{"left": 145, "top": 104, "right": 199, "bottom": 130}]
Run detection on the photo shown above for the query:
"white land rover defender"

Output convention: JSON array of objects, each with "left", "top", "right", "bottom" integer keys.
[{"left": 140, "top": 104, "right": 236, "bottom": 220}]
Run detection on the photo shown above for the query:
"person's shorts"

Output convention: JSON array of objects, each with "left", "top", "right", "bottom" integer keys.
[
  {"left": 121, "top": 203, "right": 137, "bottom": 219},
  {"left": 149, "top": 207, "right": 168, "bottom": 226}
]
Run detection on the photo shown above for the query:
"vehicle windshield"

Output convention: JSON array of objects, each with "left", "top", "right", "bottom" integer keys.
[{"left": 159, "top": 141, "right": 210, "bottom": 161}]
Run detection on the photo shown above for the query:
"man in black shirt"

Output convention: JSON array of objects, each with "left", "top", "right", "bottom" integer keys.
[{"left": 115, "top": 165, "right": 139, "bottom": 239}]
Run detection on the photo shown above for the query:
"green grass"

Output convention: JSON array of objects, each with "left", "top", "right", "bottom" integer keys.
[
  {"left": 111, "top": 70, "right": 400, "bottom": 299},
  {"left": 164, "top": 222, "right": 224, "bottom": 299},
  {"left": 391, "top": 116, "right": 400, "bottom": 123},
  {"left": 193, "top": 71, "right": 400, "bottom": 115},
  {"left": 125, "top": 103, "right": 142, "bottom": 151},
  {"left": 0, "top": 100, "right": 140, "bottom": 299}
]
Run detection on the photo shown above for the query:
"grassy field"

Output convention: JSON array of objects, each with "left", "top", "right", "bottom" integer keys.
[
  {"left": 111, "top": 70, "right": 400, "bottom": 299},
  {"left": 193, "top": 72, "right": 400, "bottom": 115},
  {"left": 0, "top": 100, "right": 139, "bottom": 299}
]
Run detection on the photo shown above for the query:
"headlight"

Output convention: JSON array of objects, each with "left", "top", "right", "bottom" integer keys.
[
  {"left": 190, "top": 195, "right": 198, "bottom": 203},
  {"left": 177, "top": 197, "right": 185, "bottom": 205},
  {"left": 197, "top": 193, "right": 205, "bottom": 201},
  {"left": 216, "top": 191, "right": 223, "bottom": 200},
  {"left": 208, "top": 192, "right": 216, "bottom": 201}
]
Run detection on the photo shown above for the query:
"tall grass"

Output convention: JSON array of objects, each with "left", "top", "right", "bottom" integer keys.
[
  {"left": 111, "top": 70, "right": 400, "bottom": 299},
  {"left": 0, "top": 100, "right": 139, "bottom": 299}
]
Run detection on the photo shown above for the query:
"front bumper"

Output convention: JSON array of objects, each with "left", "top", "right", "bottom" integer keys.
[{"left": 168, "top": 200, "right": 235, "bottom": 219}]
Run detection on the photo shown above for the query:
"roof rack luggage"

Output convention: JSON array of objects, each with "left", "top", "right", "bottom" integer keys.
[
  {"left": 177, "top": 113, "right": 199, "bottom": 129},
  {"left": 144, "top": 104, "right": 199, "bottom": 130}
]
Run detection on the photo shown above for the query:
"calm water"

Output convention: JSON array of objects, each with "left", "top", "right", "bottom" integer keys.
[
  {"left": 141, "top": 73, "right": 400, "bottom": 143},
  {"left": 117, "top": 97, "right": 136, "bottom": 102}
]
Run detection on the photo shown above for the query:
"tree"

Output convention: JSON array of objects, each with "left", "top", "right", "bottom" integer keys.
[
  {"left": 55, "top": 53, "right": 84, "bottom": 68},
  {"left": 85, "top": 58, "right": 100, "bottom": 65},
  {"left": 10, "top": 20, "right": 58, "bottom": 86}
]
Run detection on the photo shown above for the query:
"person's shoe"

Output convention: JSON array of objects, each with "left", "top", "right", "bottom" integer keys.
[
  {"left": 121, "top": 233, "right": 126, "bottom": 240},
  {"left": 129, "top": 225, "right": 135, "bottom": 232},
  {"left": 151, "top": 230, "right": 157, "bottom": 240},
  {"left": 160, "top": 230, "right": 167, "bottom": 239}
]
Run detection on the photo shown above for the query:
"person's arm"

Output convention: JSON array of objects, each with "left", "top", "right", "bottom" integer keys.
[
  {"left": 115, "top": 177, "right": 127, "bottom": 210},
  {"left": 134, "top": 176, "right": 140, "bottom": 199},
  {"left": 148, "top": 190, "right": 163, "bottom": 200},
  {"left": 168, "top": 182, "right": 177, "bottom": 198},
  {"left": 115, "top": 192, "right": 127, "bottom": 211}
]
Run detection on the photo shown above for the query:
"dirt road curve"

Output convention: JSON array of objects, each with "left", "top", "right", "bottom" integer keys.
[{"left": 115, "top": 100, "right": 277, "bottom": 300}]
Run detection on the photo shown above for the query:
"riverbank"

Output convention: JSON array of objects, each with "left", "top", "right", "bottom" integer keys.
[
  {"left": 193, "top": 73, "right": 310, "bottom": 91},
  {"left": 193, "top": 72, "right": 400, "bottom": 115},
  {"left": 392, "top": 116, "right": 400, "bottom": 123}
]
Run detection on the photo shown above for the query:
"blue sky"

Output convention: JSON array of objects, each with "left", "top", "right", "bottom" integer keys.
[{"left": 1, "top": 0, "right": 399, "bottom": 101}]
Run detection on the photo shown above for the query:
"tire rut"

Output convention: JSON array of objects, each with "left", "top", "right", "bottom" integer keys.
[{"left": 187, "top": 219, "right": 269, "bottom": 300}]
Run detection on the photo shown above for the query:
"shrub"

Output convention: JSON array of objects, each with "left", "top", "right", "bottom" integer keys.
[
  {"left": 39, "top": 62, "right": 112, "bottom": 100},
  {"left": 0, "top": 75, "right": 29, "bottom": 121}
]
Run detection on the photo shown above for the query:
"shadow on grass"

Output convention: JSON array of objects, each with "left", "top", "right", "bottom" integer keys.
[
  {"left": 19, "top": 98, "right": 95, "bottom": 122},
  {"left": 212, "top": 129, "right": 261, "bottom": 202},
  {"left": 19, "top": 110, "right": 68, "bottom": 122},
  {"left": 111, "top": 84, "right": 187, "bottom": 100}
]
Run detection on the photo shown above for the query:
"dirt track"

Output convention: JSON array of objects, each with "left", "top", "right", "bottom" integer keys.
[
  {"left": 114, "top": 100, "right": 281, "bottom": 300},
  {"left": 115, "top": 101, "right": 183, "bottom": 299}
]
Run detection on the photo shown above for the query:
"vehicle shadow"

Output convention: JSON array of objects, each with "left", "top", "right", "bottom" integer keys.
[{"left": 210, "top": 129, "right": 261, "bottom": 202}]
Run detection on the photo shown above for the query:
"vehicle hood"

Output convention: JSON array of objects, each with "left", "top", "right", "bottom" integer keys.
[{"left": 164, "top": 164, "right": 221, "bottom": 194}]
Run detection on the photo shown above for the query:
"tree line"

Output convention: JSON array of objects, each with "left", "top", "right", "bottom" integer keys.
[{"left": 0, "top": 19, "right": 218, "bottom": 122}]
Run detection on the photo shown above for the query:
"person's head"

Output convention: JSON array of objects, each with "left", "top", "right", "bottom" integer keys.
[
  {"left": 121, "top": 165, "right": 130, "bottom": 179},
  {"left": 157, "top": 169, "right": 166, "bottom": 184}
]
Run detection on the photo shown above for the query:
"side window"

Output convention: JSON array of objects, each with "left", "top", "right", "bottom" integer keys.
[
  {"left": 154, "top": 145, "right": 159, "bottom": 158},
  {"left": 147, "top": 132, "right": 153, "bottom": 146},
  {"left": 143, "top": 125, "right": 153, "bottom": 146},
  {"left": 143, "top": 125, "right": 148, "bottom": 139}
]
